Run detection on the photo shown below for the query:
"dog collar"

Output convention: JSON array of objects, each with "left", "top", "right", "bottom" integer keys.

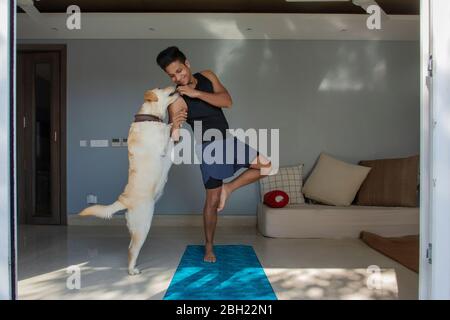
[{"left": 134, "top": 114, "right": 163, "bottom": 123}]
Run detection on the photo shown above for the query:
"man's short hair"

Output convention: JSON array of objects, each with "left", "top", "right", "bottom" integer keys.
[{"left": 156, "top": 46, "right": 187, "bottom": 70}]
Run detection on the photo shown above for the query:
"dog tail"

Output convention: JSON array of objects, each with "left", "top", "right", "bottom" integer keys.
[{"left": 79, "top": 201, "right": 126, "bottom": 219}]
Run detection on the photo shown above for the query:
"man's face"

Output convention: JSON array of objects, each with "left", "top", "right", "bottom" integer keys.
[{"left": 165, "top": 60, "right": 191, "bottom": 86}]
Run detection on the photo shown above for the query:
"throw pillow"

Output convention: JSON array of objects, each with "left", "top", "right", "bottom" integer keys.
[
  {"left": 355, "top": 155, "right": 419, "bottom": 207},
  {"left": 263, "top": 190, "right": 290, "bottom": 208},
  {"left": 259, "top": 164, "right": 305, "bottom": 204},
  {"left": 302, "top": 153, "right": 371, "bottom": 206}
]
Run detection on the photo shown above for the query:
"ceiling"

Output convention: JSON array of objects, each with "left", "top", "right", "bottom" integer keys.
[
  {"left": 17, "top": 13, "right": 419, "bottom": 41},
  {"left": 18, "top": 0, "right": 419, "bottom": 15}
]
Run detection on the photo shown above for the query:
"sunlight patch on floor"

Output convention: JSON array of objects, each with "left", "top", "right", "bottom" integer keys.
[
  {"left": 19, "top": 265, "right": 176, "bottom": 300},
  {"left": 265, "top": 268, "right": 398, "bottom": 300}
]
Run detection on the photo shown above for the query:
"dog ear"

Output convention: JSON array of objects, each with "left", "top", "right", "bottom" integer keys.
[{"left": 144, "top": 90, "right": 159, "bottom": 102}]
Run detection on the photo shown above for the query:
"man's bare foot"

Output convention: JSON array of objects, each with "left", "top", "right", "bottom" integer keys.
[
  {"left": 204, "top": 243, "right": 216, "bottom": 263},
  {"left": 217, "top": 184, "right": 231, "bottom": 212}
]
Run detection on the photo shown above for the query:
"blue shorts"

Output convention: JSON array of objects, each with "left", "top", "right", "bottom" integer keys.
[{"left": 196, "top": 136, "right": 259, "bottom": 189}]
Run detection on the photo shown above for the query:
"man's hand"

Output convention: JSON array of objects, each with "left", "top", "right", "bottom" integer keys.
[
  {"left": 172, "top": 109, "right": 188, "bottom": 128},
  {"left": 176, "top": 85, "right": 200, "bottom": 98},
  {"left": 170, "top": 109, "right": 187, "bottom": 142}
]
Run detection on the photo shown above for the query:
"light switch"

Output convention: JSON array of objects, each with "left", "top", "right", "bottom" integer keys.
[
  {"left": 80, "top": 140, "right": 87, "bottom": 147},
  {"left": 111, "top": 138, "right": 121, "bottom": 147},
  {"left": 87, "top": 194, "right": 97, "bottom": 204},
  {"left": 90, "top": 139, "right": 109, "bottom": 147}
]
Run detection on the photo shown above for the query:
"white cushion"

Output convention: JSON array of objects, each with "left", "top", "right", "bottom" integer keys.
[
  {"left": 302, "top": 153, "right": 371, "bottom": 206},
  {"left": 257, "top": 203, "right": 419, "bottom": 239},
  {"left": 259, "top": 164, "right": 305, "bottom": 204}
]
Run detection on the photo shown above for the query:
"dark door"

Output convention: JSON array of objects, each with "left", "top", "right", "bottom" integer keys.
[{"left": 17, "top": 51, "right": 63, "bottom": 225}]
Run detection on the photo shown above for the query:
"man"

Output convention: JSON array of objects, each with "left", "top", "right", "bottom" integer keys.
[{"left": 156, "top": 46, "right": 271, "bottom": 262}]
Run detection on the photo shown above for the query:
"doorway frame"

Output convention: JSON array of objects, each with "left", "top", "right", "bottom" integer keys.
[
  {"left": 17, "top": 44, "right": 67, "bottom": 226},
  {"left": 0, "top": 0, "right": 14, "bottom": 300},
  {"left": 419, "top": 0, "right": 450, "bottom": 300},
  {"left": 419, "top": 0, "right": 432, "bottom": 300}
]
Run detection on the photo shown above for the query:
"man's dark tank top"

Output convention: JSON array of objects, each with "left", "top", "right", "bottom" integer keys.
[{"left": 181, "top": 72, "right": 229, "bottom": 141}]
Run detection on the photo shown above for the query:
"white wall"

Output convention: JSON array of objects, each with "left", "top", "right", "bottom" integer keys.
[{"left": 20, "top": 39, "right": 420, "bottom": 216}]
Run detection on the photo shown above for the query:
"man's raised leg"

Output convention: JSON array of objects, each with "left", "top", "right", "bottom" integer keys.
[{"left": 217, "top": 155, "right": 271, "bottom": 212}]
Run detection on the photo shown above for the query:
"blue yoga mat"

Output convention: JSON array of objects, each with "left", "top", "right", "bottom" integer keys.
[{"left": 164, "top": 245, "right": 277, "bottom": 300}]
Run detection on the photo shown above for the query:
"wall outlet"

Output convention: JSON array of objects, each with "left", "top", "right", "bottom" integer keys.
[
  {"left": 90, "top": 139, "right": 109, "bottom": 147},
  {"left": 122, "top": 138, "right": 128, "bottom": 147},
  {"left": 87, "top": 194, "right": 97, "bottom": 204},
  {"left": 111, "top": 138, "right": 121, "bottom": 147}
]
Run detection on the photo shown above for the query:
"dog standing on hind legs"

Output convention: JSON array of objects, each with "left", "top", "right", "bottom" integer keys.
[{"left": 79, "top": 86, "right": 180, "bottom": 275}]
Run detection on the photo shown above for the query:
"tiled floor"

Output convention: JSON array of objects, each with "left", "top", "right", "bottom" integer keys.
[{"left": 18, "top": 224, "right": 418, "bottom": 300}]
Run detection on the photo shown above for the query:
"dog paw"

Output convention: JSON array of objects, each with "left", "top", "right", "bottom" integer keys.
[{"left": 128, "top": 268, "right": 141, "bottom": 276}]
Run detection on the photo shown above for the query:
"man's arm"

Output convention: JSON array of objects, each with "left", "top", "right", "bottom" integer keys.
[
  {"left": 177, "top": 70, "right": 233, "bottom": 109},
  {"left": 168, "top": 98, "right": 187, "bottom": 142},
  {"left": 199, "top": 70, "right": 233, "bottom": 108}
]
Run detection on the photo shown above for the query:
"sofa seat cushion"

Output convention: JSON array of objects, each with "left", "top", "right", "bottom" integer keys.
[{"left": 257, "top": 203, "right": 419, "bottom": 239}]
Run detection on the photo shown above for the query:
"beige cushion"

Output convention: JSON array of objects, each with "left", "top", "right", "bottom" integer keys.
[
  {"left": 302, "top": 153, "right": 371, "bottom": 206},
  {"left": 257, "top": 203, "right": 419, "bottom": 239},
  {"left": 355, "top": 155, "right": 419, "bottom": 207},
  {"left": 259, "top": 164, "right": 305, "bottom": 204}
]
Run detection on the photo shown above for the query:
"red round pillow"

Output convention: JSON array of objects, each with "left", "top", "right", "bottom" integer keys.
[{"left": 263, "top": 190, "right": 289, "bottom": 208}]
